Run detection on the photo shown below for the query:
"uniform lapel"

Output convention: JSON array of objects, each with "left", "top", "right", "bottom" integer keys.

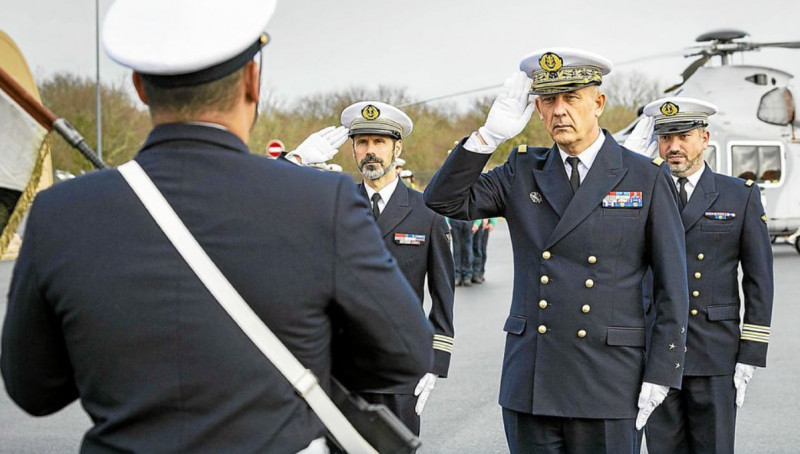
[
  {"left": 356, "top": 182, "right": 368, "bottom": 201},
  {"left": 531, "top": 145, "right": 573, "bottom": 218},
  {"left": 377, "top": 180, "right": 412, "bottom": 238},
  {"left": 546, "top": 136, "right": 627, "bottom": 249},
  {"left": 681, "top": 166, "right": 718, "bottom": 232}
]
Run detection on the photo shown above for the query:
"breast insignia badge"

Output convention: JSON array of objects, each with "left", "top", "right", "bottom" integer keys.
[{"left": 530, "top": 192, "right": 543, "bottom": 204}]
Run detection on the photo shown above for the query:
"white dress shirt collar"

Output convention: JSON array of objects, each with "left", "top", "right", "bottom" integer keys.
[
  {"left": 671, "top": 163, "right": 706, "bottom": 202},
  {"left": 557, "top": 130, "right": 606, "bottom": 182},
  {"left": 364, "top": 176, "right": 400, "bottom": 214}
]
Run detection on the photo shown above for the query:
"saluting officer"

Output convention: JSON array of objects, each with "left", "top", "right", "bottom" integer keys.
[
  {"left": 1, "top": 2, "right": 433, "bottom": 453},
  {"left": 287, "top": 101, "right": 455, "bottom": 436},
  {"left": 423, "top": 48, "right": 690, "bottom": 453},
  {"left": 634, "top": 97, "right": 774, "bottom": 454}
]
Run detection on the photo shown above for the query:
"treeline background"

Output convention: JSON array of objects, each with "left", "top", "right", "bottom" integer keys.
[{"left": 40, "top": 71, "right": 661, "bottom": 185}]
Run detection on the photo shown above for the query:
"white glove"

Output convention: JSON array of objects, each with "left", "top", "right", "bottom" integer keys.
[
  {"left": 285, "top": 126, "right": 349, "bottom": 165},
  {"left": 635, "top": 382, "right": 669, "bottom": 430},
  {"left": 478, "top": 71, "right": 536, "bottom": 148},
  {"left": 733, "top": 363, "right": 756, "bottom": 407},
  {"left": 623, "top": 116, "right": 658, "bottom": 158},
  {"left": 414, "top": 373, "right": 438, "bottom": 415}
]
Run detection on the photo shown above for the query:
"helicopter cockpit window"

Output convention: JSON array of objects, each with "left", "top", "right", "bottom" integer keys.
[
  {"left": 730, "top": 143, "right": 783, "bottom": 185},
  {"left": 757, "top": 87, "right": 795, "bottom": 126},
  {"left": 704, "top": 143, "right": 718, "bottom": 172}
]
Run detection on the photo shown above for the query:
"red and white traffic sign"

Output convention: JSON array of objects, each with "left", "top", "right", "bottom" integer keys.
[{"left": 266, "top": 139, "right": 285, "bottom": 158}]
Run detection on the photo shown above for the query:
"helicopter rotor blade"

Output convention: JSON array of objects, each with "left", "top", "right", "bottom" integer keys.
[
  {"left": 664, "top": 54, "right": 712, "bottom": 93},
  {"left": 752, "top": 41, "right": 800, "bottom": 49}
]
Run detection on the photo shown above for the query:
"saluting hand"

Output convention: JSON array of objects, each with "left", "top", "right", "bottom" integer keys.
[
  {"left": 286, "top": 126, "right": 349, "bottom": 165},
  {"left": 623, "top": 116, "right": 658, "bottom": 158},
  {"left": 478, "top": 71, "right": 536, "bottom": 148},
  {"left": 635, "top": 382, "right": 669, "bottom": 430},
  {"left": 733, "top": 363, "right": 756, "bottom": 407}
]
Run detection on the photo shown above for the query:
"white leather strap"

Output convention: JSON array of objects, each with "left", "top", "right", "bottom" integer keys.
[{"left": 118, "top": 160, "right": 377, "bottom": 454}]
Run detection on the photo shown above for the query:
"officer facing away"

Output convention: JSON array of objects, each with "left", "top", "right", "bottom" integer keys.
[
  {"left": 1, "top": 2, "right": 433, "bottom": 453},
  {"left": 423, "top": 48, "right": 690, "bottom": 454},
  {"left": 628, "top": 97, "right": 774, "bottom": 454},
  {"left": 286, "top": 101, "right": 455, "bottom": 436}
]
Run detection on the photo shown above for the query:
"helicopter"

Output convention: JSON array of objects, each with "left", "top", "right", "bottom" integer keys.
[{"left": 613, "top": 29, "right": 800, "bottom": 254}]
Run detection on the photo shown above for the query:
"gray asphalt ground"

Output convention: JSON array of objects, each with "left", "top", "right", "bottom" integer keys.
[{"left": 1, "top": 221, "right": 799, "bottom": 453}]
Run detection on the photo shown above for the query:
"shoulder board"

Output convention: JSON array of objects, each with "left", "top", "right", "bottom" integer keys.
[
  {"left": 745, "top": 179, "right": 754, "bottom": 187},
  {"left": 518, "top": 144, "right": 528, "bottom": 154},
  {"left": 651, "top": 157, "right": 664, "bottom": 166}
]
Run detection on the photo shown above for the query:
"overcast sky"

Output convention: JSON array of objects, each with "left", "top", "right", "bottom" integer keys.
[{"left": 2, "top": 0, "right": 799, "bottom": 109}]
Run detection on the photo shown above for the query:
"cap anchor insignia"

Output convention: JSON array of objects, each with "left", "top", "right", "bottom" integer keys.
[
  {"left": 361, "top": 105, "right": 380, "bottom": 120},
  {"left": 660, "top": 102, "right": 679, "bottom": 116}
]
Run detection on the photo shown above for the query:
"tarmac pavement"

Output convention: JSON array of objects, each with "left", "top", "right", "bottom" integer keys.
[{"left": 1, "top": 221, "right": 799, "bottom": 453}]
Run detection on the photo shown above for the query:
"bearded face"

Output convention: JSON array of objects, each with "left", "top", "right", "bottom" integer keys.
[
  {"left": 352, "top": 134, "right": 399, "bottom": 181},
  {"left": 657, "top": 129, "right": 709, "bottom": 178}
]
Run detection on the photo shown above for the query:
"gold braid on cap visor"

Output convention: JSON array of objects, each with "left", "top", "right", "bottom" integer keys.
[
  {"left": 349, "top": 118, "right": 404, "bottom": 138},
  {"left": 531, "top": 66, "right": 603, "bottom": 94}
]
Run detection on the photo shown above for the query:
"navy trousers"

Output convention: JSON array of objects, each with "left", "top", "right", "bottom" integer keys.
[
  {"left": 645, "top": 375, "right": 736, "bottom": 454},
  {"left": 502, "top": 409, "right": 641, "bottom": 454}
]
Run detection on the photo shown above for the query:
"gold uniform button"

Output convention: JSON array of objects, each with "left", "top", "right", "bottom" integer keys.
[
  {"left": 582, "top": 304, "right": 591, "bottom": 313},
  {"left": 542, "top": 251, "right": 551, "bottom": 260},
  {"left": 538, "top": 325, "right": 547, "bottom": 334},
  {"left": 541, "top": 275, "right": 550, "bottom": 284},
  {"left": 585, "top": 279, "right": 594, "bottom": 288},
  {"left": 691, "top": 309, "right": 698, "bottom": 316},
  {"left": 539, "top": 300, "right": 548, "bottom": 309},
  {"left": 577, "top": 329, "right": 587, "bottom": 338},
  {"left": 697, "top": 253, "right": 705, "bottom": 261},
  {"left": 587, "top": 256, "right": 597, "bottom": 264},
  {"left": 692, "top": 290, "right": 700, "bottom": 298},
  {"left": 694, "top": 272, "right": 702, "bottom": 279}
]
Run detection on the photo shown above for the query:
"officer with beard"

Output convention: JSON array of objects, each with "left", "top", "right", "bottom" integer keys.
[
  {"left": 629, "top": 97, "right": 774, "bottom": 454},
  {"left": 287, "top": 101, "right": 455, "bottom": 436}
]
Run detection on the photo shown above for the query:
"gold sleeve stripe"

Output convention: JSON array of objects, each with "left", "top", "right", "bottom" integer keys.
[
  {"left": 743, "top": 323, "right": 770, "bottom": 333},
  {"left": 433, "top": 341, "right": 454, "bottom": 353},
  {"left": 741, "top": 334, "right": 770, "bottom": 343},
  {"left": 742, "top": 327, "right": 770, "bottom": 335},
  {"left": 433, "top": 334, "right": 454, "bottom": 344}
]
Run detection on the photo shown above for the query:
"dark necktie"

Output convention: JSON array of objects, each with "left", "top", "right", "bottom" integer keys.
[
  {"left": 371, "top": 192, "right": 381, "bottom": 220},
  {"left": 678, "top": 177, "right": 689, "bottom": 210},
  {"left": 566, "top": 157, "right": 581, "bottom": 194}
]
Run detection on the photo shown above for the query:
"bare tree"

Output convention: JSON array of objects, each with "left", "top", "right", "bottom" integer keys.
[{"left": 602, "top": 71, "right": 662, "bottom": 111}]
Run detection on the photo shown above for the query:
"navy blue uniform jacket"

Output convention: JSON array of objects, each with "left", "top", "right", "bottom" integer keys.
[
  {"left": 424, "top": 132, "right": 689, "bottom": 419},
  {"left": 1, "top": 124, "right": 433, "bottom": 454},
  {"left": 358, "top": 181, "right": 455, "bottom": 387},
  {"left": 648, "top": 167, "right": 773, "bottom": 375}
]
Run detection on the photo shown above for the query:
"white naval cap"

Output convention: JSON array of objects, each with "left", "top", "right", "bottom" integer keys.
[
  {"left": 519, "top": 47, "right": 613, "bottom": 95},
  {"left": 399, "top": 169, "right": 414, "bottom": 178},
  {"left": 102, "top": 0, "right": 276, "bottom": 87},
  {"left": 643, "top": 97, "right": 718, "bottom": 135},
  {"left": 395, "top": 157, "right": 407, "bottom": 167},
  {"left": 341, "top": 101, "right": 413, "bottom": 140}
]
